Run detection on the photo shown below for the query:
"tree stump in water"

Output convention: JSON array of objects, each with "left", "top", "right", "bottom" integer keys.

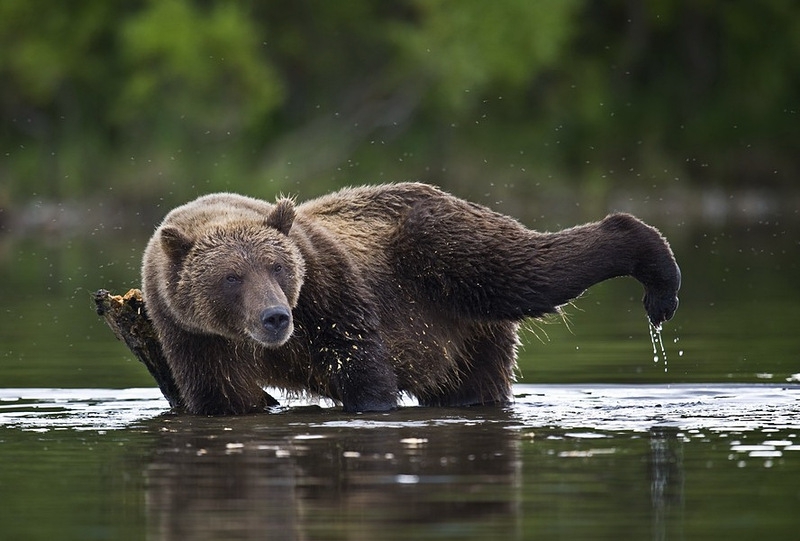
[{"left": 93, "top": 288, "right": 184, "bottom": 410}]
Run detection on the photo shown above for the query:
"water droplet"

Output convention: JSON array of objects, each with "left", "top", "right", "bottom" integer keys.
[{"left": 649, "top": 322, "right": 668, "bottom": 372}]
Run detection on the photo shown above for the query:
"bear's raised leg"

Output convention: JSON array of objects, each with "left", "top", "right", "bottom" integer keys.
[{"left": 393, "top": 198, "right": 680, "bottom": 327}]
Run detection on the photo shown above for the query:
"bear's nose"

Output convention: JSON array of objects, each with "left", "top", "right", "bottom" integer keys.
[{"left": 260, "top": 307, "right": 291, "bottom": 333}]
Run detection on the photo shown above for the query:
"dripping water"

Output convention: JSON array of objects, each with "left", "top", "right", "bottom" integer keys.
[{"left": 649, "top": 322, "right": 668, "bottom": 373}]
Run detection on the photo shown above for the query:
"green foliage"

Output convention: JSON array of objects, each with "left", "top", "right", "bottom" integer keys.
[
  {"left": 392, "top": 0, "right": 581, "bottom": 111},
  {"left": 117, "top": 0, "right": 283, "bottom": 133},
  {"left": 1, "top": 0, "right": 798, "bottom": 206}
]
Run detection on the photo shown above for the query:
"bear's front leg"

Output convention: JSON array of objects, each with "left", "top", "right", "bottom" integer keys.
[
  {"left": 332, "top": 351, "right": 399, "bottom": 413},
  {"left": 311, "top": 330, "right": 398, "bottom": 412},
  {"left": 335, "top": 357, "right": 399, "bottom": 413},
  {"left": 295, "top": 259, "right": 399, "bottom": 412},
  {"left": 161, "top": 326, "right": 279, "bottom": 415}
]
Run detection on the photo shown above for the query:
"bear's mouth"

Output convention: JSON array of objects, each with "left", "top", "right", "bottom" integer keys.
[{"left": 248, "top": 326, "right": 293, "bottom": 347}]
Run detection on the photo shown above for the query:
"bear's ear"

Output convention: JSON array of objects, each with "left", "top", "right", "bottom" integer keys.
[
  {"left": 159, "top": 226, "right": 193, "bottom": 263},
  {"left": 266, "top": 198, "right": 295, "bottom": 236}
]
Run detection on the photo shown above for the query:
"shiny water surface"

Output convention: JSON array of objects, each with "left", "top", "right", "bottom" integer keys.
[
  {"left": 1, "top": 385, "right": 799, "bottom": 540},
  {"left": 1, "top": 216, "right": 799, "bottom": 539}
]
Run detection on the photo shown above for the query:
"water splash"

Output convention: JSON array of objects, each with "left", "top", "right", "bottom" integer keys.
[
  {"left": 649, "top": 323, "right": 668, "bottom": 372},
  {"left": 674, "top": 336, "right": 684, "bottom": 358}
]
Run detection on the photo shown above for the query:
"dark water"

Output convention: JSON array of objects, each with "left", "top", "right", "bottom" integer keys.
[
  {"left": 1, "top": 215, "right": 799, "bottom": 539},
  {"left": 1, "top": 386, "right": 799, "bottom": 540}
]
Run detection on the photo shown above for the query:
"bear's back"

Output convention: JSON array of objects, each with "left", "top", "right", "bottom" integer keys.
[{"left": 293, "top": 183, "right": 441, "bottom": 266}]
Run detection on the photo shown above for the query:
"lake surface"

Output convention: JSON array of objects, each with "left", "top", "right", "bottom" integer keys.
[
  {"left": 1, "top": 208, "right": 799, "bottom": 539},
  {"left": 1, "top": 385, "right": 799, "bottom": 540}
]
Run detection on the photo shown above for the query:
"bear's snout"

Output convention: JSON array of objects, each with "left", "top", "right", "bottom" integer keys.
[{"left": 260, "top": 306, "right": 291, "bottom": 334}]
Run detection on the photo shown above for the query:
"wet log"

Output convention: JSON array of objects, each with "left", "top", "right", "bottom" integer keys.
[{"left": 93, "top": 288, "right": 184, "bottom": 410}]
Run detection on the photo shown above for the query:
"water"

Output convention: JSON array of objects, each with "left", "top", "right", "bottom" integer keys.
[
  {"left": 1, "top": 216, "right": 799, "bottom": 539},
  {"left": 649, "top": 323, "right": 668, "bottom": 371},
  {"left": 1, "top": 385, "right": 799, "bottom": 540}
]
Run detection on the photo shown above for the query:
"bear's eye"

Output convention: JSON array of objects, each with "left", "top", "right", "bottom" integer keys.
[
  {"left": 273, "top": 263, "right": 283, "bottom": 274},
  {"left": 225, "top": 274, "right": 242, "bottom": 284}
]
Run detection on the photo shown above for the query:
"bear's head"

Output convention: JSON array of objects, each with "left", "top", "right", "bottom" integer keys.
[{"left": 157, "top": 198, "right": 305, "bottom": 347}]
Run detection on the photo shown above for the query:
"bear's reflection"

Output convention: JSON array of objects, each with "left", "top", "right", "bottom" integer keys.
[
  {"left": 144, "top": 408, "right": 522, "bottom": 540},
  {"left": 143, "top": 409, "right": 686, "bottom": 540}
]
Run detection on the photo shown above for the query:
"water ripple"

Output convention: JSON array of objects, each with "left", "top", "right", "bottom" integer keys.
[{"left": 1, "top": 383, "right": 798, "bottom": 433}]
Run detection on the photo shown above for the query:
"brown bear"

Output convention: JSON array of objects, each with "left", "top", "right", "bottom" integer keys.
[{"left": 142, "top": 182, "right": 680, "bottom": 415}]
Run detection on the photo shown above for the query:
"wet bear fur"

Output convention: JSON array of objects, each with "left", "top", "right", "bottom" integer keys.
[{"left": 142, "top": 183, "right": 680, "bottom": 415}]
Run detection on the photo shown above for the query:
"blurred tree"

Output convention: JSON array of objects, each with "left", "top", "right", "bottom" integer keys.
[
  {"left": 117, "top": 0, "right": 283, "bottom": 136},
  {"left": 546, "top": 0, "right": 800, "bottom": 187},
  {"left": 392, "top": 0, "right": 581, "bottom": 112},
  {"left": 0, "top": 0, "right": 286, "bottom": 201},
  {"left": 250, "top": 0, "right": 575, "bottom": 123},
  {"left": 0, "top": 1, "right": 124, "bottom": 198},
  {"left": 0, "top": 0, "right": 797, "bottom": 207}
]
